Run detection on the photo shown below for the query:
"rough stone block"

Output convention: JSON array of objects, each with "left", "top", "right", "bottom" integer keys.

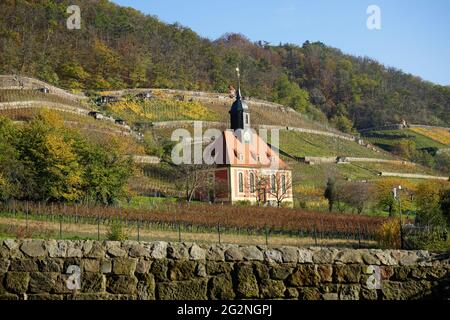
[
  {"left": 29, "top": 272, "right": 58, "bottom": 293},
  {"left": 206, "top": 261, "right": 233, "bottom": 275},
  {"left": 85, "top": 242, "right": 105, "bottom": 259},
  {"left": 269, "top": 265, "right": 293, "bottom": 280},
  {"left": 150, "top": 259, "right": 169, "bottom": 282},
  {"left": 135, "top": 259, "right": 151, "bottom": 274},
  {"left": 264, "top": 249, "right": 283, "bottom": 263},
  {"left": 298, "top": 249, "right": 313, "bottom": 264},
  {"left": 82, "top": 273, "right": 106, "bottom": 293},
  {"left": 136, "top": 273, "right": 155, "bottom": 300},
  {"left": 81, "top": 259, "right": 100, "bottom": 273},
  {"left": 235, "top": 264, "right": 259, "bottom": 298},
  {"left": 5, "top": 272, "right": 30, "bottom": 294},
  {"left": 205, "top": 246, "right": 225, "bottom": 261},
  {"left": 169, "top": 260, "right": 197, "bottom": 281},
  {"left": 20, "top": 241, "right": 47, "bottom": 258},
  {"left": 0, "top": 259, "right": 10, "bottom": 273},
  {"left": 149, "top": 242, "right": 168, "bottom": 259},
  {"left": 312, "top": 249, "right": 338, "bottom": 264},
  {"left": 360, "top": 288, "right": 378, "bottom": 300},
  {"left": 298, "top": 287, "right": 321, "bottom": 300},
  {"left": 260, "top": 279, "right": 286, "bottom": 299},
  {"left": 167, "top": 243, "right": 189, "bottom": 260},
  {"left": 334, "top": 265, "right": 361, "bottom": 283},
  {"left": 287, "top": 265, "right": 320, "bottom": 287},
  {"left": 157, "top": 279, "right": 208, "bottom": 300},
  {"left": 208, "top": 275, "right": 235, "bottom": 300},
  {"left": 253, "top": 262, "right": 270, "bottom": 280},
  {"left": 189, "top": 244, "right": 206, "bottom": 260},
  {"left": 381, "top": 280, "right": 432, "bottom": 300},
  {"left": 224, "top": 247, "right": 244, "bottom": 261},
  {"left": 286, "top": 287, "right": 299, "bottom": 299},
  {"left": 241, "top": 246, "right": 264, "bottom": 261},
  {"left": 106, "top": 242, "right": 127, "bottom": 258},
  {"left": 334, "top": 250, "right": 363, "bottom": 264},
  {"left": 338, "top": 284, "right": 360, "bottom": 300},
  {"left": 100, "top": 260, "right": 112, "bottom": 274},
  {"left": 37, "top": 258, "right": 63, "bottom": 273},
  {"left": 280, "top": 246, "right": 299, "bottom": 263},
  {"left": 46, "top": 240, "right": 68, "bottom": 258},
  {"left": 9, "top": 259, "right": 38, "bottom": 272},
  {"left": 112, "top": 258, "right": 137, "bottom": 275},
  {"left": 107, "top": 275, "right": 138, "bottom": 295}
]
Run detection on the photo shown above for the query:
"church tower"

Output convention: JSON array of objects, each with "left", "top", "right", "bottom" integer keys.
[{"left": 229, "top": 67, "right": 251, "bottom": 143}]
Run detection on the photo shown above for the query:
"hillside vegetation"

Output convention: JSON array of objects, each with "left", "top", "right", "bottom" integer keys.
[{"left": 1, "top": 0, "right": 449, "bottom": 131}]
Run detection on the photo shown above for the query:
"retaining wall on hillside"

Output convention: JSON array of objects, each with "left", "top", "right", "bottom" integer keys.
[
  {"left": 0, "top": 240, "right": 448, "bottom": 300},
  {"left": 0, "top": 75, "right": 87, "bottom": 102},
  {"left": 379, "top": 172, "right": 449, "bottom": 181}
]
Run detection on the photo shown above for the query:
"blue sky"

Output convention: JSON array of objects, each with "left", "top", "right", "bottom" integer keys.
[{"left": 112, "top": 0, "right": 450, "bottom": 86}]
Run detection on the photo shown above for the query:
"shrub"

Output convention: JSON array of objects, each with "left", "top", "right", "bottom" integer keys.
[
  {"left": 403, "top": 225, "right": 448, "bottom": 251},
  {"left": 106, "top": 220, "right": 128, "bottom": 241},
  {"left": 377, "top": 218, "right": 401, "bottom": 249}
]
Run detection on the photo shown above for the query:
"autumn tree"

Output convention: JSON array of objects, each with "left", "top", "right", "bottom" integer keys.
[
  {"left": 339, "top": 182, "right": 374, "bottom": 214},
  {"left": 415, "top": 181, "right": 448, "bottom": 227},
  {"left": 375, "top": 178, "right": 415, "bottom": 217},
  {"left": 16, "top": 111, "right": 83, "bottom": 202}
]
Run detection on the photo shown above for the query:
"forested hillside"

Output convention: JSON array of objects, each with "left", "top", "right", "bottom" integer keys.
[{"left": 1, "top": 0, "right": 449, "bottom": 130}]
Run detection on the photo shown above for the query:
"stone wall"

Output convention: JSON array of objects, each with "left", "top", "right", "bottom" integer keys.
[{"left": 0, "top": 240, "right": 448, "bottom": 300}]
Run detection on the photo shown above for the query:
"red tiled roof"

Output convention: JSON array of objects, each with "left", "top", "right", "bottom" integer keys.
[{"left": 210, "top": 130, "right": 289, "bottom": 169}]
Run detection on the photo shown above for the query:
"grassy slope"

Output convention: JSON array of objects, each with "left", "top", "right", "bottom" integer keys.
[
  {"left": 363, "top": 129, "right": 447, "bottom": 150},
  {"left": 277, "top": 130, "right": 394, "bottom": 159}
]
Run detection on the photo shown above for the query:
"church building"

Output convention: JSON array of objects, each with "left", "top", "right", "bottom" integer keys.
[{"left": 205, "top": 80, "right": 293, "bottom": 207}]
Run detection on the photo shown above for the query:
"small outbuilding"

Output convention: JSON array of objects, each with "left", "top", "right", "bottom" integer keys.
[
  {"left": 37, "top": 87, "right": 50, "bottom": 94},
  {"left": 96, "top": 95, "right": 118, "bottom": 105},
  {"left": 88, "top": 111, "right": 104, "bottom": 120},
  {"left": 135, "top": 92, "right": 153, "bottom": 100}
]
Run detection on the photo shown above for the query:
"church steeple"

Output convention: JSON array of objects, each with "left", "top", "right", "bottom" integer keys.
[{"left": 229, "top": 67, "right": 250, "bottom": 133}]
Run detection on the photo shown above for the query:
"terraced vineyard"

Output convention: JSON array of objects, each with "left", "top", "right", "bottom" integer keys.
[
  {"left": 0, "top": 89, "right": 86, "bottom": 108},
  {"left": 103, "top": 98, "right": 220, "bottom": 123},
  {"left": 409, "top": 127, "right": 450, "bottom": 146},
  {"left": 276, "top": 130, "right": 392, "bottom": 158},
  {"left": 363, "top": 129, "right": 447, "bottom": 150}
]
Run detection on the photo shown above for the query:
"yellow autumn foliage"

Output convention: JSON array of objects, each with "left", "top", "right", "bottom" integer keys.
[
  {"left": 107, "top": 98, "right": 219, "bottom": 122},
  {"left": 410, "top": 127, "right": 450, "bottom": 145},
  {"left": 377, "top": 218, "right": 401, "bottom": 249}
]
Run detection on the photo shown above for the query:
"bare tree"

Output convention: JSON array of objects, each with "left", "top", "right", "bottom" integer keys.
[
  {"left": 174, "top": 164, "right": 212, "bottom": 202},
  {"left": 267, "top": 172, "right": 293, "bottom": 207},
  {"left": 339, "top": 181, "right": 374, "bottom": 214},
  {"left": 252, "top": 169, "right": 269, "bottom": 206}
]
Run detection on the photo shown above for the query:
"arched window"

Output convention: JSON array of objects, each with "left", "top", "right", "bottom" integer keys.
[
  {"left": 282, "top": 175, "right": 286, "bottom": 193},
  {"left": 249, "top": 172, "right": 255, "bottom": 193},
  {"left": 270, "top": 174, "right": 276, "bottom": 193},
  {"left": 238, "top": 172, "right": 244, "bottom": 193}
]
